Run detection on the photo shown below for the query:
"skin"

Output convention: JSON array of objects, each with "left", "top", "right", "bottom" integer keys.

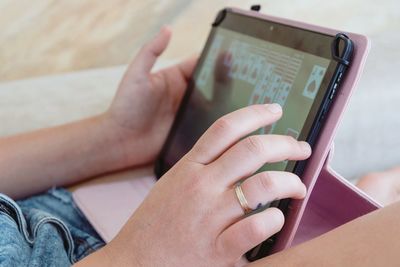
[
  {"left": 248, "top": 201, "right": 400, "bottom": 267},
  {"left": 357, "top": 167, "right": 400, "bottom": 206},
  {"left": 0, "top": 27, "right": 196, "bottom": 200},
  {"left": 1, "top": 27, "right": 400, "bottom": 266}
]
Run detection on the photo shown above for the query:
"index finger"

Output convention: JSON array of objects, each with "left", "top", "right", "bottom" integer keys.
[{"left": 186, "top": 103, "right": 282, "bottom": 164}]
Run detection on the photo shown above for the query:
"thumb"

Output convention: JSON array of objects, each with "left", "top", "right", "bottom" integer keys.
[{"left": 128, "top": 26, "right": 172, "bottom": 76}]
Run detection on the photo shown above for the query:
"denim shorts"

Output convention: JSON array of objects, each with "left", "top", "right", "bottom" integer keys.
[{"left": 0, "top": 188, "right": 105, "bottom": 267}]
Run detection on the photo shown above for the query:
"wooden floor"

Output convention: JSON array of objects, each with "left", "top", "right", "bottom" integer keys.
[{"left": 0, "top": 0, "right": 399, "bottom": 81}]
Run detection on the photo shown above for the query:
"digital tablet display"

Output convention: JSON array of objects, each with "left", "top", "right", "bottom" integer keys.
[{"left": 157, "top": 11, "right": 340, "bottom": 176}]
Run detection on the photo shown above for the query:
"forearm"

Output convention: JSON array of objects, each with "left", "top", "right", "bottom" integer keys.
[
  {"left": 0, "top": 114, "right": 134, "bottom": 199},
  {"left": 73, "top": 246, "right": 114, "bottom": 267},
  {"left": 250, "top": 202, "right": 400, "bottom": 266}
]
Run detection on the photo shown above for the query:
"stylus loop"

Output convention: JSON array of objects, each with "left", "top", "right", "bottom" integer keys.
[
  {"left": 331, "top": 33, "right": 353, "bottom": 67},
  {"left": 250, "top": 5, "right": 261, "bottom": 12}
]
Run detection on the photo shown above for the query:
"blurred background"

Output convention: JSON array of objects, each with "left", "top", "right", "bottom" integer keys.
[{"left": 0, "top": 0, "right": 399, "bottom": 181}]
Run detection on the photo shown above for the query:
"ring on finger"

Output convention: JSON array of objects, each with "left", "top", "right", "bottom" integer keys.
[{"left": 234, "top": 182, "right": 253, "bottom": 215}]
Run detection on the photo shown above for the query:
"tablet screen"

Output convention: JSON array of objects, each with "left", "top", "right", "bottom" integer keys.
[{"left": 159, "top": 13, "right": 337, "bottom": 175}]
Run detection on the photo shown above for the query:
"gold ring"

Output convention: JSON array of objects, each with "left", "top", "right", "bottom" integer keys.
[{"left": 234, "top": 182, "right": 253, "bottom": 214}]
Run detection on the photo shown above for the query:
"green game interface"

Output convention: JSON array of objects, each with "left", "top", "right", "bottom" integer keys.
[{"left": 165, "top": 28, "right": 331, "bottom": 172}]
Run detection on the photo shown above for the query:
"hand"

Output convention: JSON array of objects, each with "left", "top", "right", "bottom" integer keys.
[
  {"left": 104, "top": 27, "right": 197, "bottom": 166},
  {"left": 101, "top": 104, "right": 311, "bottom": 267},
  {"left": 0, "top": 28, "right": 194, "bottom": 198}
]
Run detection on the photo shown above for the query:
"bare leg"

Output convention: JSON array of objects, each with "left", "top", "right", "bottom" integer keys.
[{"left": 249, "top": 200, "right": 400, "bottom": 266}]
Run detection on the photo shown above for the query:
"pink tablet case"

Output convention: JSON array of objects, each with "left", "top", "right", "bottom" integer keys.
[{"left": 73, "top": 8, "right": 381, "bottom": 252}]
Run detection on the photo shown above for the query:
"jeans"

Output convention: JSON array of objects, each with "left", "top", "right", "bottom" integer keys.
[{"left": 0, "top": 188, "right": 105, "bottom": 267}]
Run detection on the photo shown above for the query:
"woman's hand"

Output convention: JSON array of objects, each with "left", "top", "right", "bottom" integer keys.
[
  {"left": 103, "top": 27, "right": 197, "bottom": 167},
  {"left": 0, "top": 28, "right": 197, "bottom": 198},
  {"left": 95, "top": 104, "right": 311, "bottom": 267}
]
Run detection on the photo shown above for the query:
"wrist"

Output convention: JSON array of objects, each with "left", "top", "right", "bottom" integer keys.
[
  {"left": 97, "top": 111, "right": 155, "bottom": 169},
  {"left": 91, "top": 112, "right": 131, "bottom": 169}
]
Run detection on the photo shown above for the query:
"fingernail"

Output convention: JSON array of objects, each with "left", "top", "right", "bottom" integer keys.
[
  {"left": 301, "top": 184, "right": 307, "bottom": 198},
  {"left": 154, "top": 26, "right": 170, "bottom": 39},
  {"left": 299, "top": 141, "right": 312, "bottom": 155},
  {"left": 266, "top": 103, "right": 282, "bottom": 114}
]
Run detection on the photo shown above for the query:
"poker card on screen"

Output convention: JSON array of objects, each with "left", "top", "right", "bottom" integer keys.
[{"left": 303, "top": 65, "right": 327, "bottom": 100}]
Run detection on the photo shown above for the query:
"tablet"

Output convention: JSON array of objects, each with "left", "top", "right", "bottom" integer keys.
[
  {"left": 73, "top": 7, "right": 371, "bottom": 259},
  {"left": 154, "top": 8, "right": 353, "bottom": 260}
]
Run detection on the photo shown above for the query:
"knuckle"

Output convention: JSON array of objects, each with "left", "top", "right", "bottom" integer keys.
[
  {"left": 177, "top": 164, "right": 209, "bottom": 193},
  {"left": 257, "top": 172, "right": 277, "bottom": 194},
  {"left": 247, "top": 219, "right": 267, "bottom": 242},
  {"left": 245, "top": 135, "right": 266, "bottom": 154},
  {"left": 140, "top": 43, "right": 151, "bottom": 53},
  {"left": 212, "top": 117, "right": 234, "bottom": 137},
  {"left": 186, "top": 146, "right": 205, "bottom": 162}
]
